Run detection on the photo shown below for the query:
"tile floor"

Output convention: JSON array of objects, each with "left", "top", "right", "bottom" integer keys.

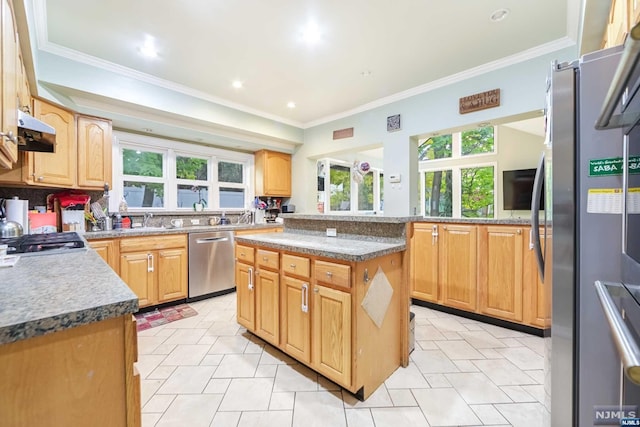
[{"left": 137, "top": 292, "right": 546, "bottom": 427}]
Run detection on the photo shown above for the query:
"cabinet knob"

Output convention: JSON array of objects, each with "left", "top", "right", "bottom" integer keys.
[
  {"left": 517, "top": 229, "right": 522, "bottom": 235},
  {"left": 37, "top": 176, "right": 44, "bottom": 182},
  {"left": 314, "top": 287, "right": 319, "bottom": 293},
  {"left": 263, "top": 256, "right": 268, "bottom": 261},
  {"left": 326, "top": 271, "right": 333, "bottom": 278},
  {"left": 290, "top": 263, "right": 296, "bottom": 268}
]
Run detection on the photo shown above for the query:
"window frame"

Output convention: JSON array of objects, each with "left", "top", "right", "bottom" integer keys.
[
  {"left": 113, "top": 131, "right": 254, "bottom": 212},
  {"left": 321, "top": 158, "right": 384, "bottom": 215}
]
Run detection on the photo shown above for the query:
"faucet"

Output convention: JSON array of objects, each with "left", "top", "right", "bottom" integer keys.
[{"left": 143, "top": 212, "right": 153, "bottom": 227}]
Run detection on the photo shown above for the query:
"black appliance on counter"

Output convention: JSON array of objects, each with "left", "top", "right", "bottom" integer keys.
[{"left": 0, "top": 232, "right": 86, "bottom": 256}]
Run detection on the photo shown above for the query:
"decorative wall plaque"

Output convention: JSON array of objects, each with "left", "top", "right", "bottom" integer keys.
[
  {"left": 459, "top": 89, "right": 500, "bottom": 114},
  {"left": 333, "top": 127, "right": 354, "bottom": 140},
  {"left": 387, "top": 114, "right": 401, "bottom": 132}
]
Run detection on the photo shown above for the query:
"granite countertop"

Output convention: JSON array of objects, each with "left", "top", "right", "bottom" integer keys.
[
  {"left": 235, "top": 232, "right": 405, "bottom": 262},
  {"left": 280, "top": 213, "right": 422, "bottom": 223},
  {"left": 0, "top": 249, "right": 138, "bottom": 345},
  {"left": 84, "top": 223, "right": 283, "bottom": 239},
  {"left": 416, "top": 217, "right": 535, "bottom": 225}
]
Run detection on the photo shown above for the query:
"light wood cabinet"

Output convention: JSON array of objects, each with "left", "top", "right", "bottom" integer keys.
[
  {"left": 255, "top": 248, "right": 279, "bottom": 345},
  {"left": 77, "top": 114, "right": 112, "bottom": 189},
  {"left": 119, "top": 235, "right": 188, "bottom": 308},
  {"left": 0, "top": 314, "right": 140, "bottom": 427},
  {"left": 254, "top": 150, "right": 291, "bottom": 197},
  {"left": 523, "top": 227, "right": 551, "bottom": 328},
  {"left": 312, "top": 282, "right": 351, "bottom": 387},
  {"left": 440, "top": 224, "right": 478, "bottom": 312},
  {"left": 88, "top": 238, "right": 120, "bottom": 272},
  {"left": 410, "top": 223, "right": 440, "bottom": 302},
  {"left": 478, "top": 225, "right": 523, "bottom": 322},
  {"left": 235, "top": 244, "right": 255, "bottom": 331},
  {"left": 0, "top": 0, "right": 18, "bottom": 166},
  {"left": 236, "top": 242, "right": 405, "bottom": 399}
]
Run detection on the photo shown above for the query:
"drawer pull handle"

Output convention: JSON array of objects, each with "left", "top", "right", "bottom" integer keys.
[
  {"left": 301, "top": 283, "right": 309, "bottom": 313},
  {"left": 290, "top": 263, "right": 296, "bottom": 268},
  {"left": 263, "top": 256, "right": 268, "bottom": 261}
]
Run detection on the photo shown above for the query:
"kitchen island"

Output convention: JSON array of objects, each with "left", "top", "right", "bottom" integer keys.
[
  {"left": 0, "top": 249, "right": 140, "bottom": 427},
  {"left": 234, "top": 215, "right": 411, "bottom": 400}
]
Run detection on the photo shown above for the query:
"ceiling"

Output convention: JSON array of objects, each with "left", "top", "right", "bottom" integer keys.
[{"left": 19, "top": 0, "right": 609, "bottom": 148}]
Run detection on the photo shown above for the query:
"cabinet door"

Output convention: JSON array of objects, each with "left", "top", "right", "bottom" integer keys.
[
  {"left": 120, "top": 252, "right": 154, "bottom": 308},
  {"left": 157, "top": 248, "right": 188, "bottom": 303},
  {"left": 77, "top": 115, "right": 112, "bottom": 189},
  {"left": 235, "top": 261, "right": 255, "bottom": 331},
  {"left": 478, "top": 226, "right": 523, "bottom": 322},
  {"left": 312, "top": 285, "right": 351, "bottom": 387},
  {"left": 255, "top": 150, "right": 291, "bottom": 197},
  {"left": 524, "top": 227, "right": 551, "bottom": 328},
  {"left": 30, "top": 99, "right": 76, "bottom": 187},
  {"left": 0, "top": 0, "right": 18, "bottom": 164},
  {"left": 88, "top": 239, "right": 119, "bottom": 273},
  {"left": 440, "top": 224, "right": 478, "bottom": 312},
  {"left": 281, "top": 275, "right": 311, "bottom": 363},
  {"left": 410, "top": 223, "right": 440, "bottom": 302},
  {"left": 255, "top": 268, "right": 279, "bottom": 345}
]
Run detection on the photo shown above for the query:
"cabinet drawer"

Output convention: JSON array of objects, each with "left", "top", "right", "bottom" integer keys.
[
  {"left": 235, "top": 244, "right": 255, "bottom": 263},
  {"left": 314, "top": 260, "right": 351, "bottom": 289},
  {"left": 282, "top": 253, "right": 310, "bottom": 278},
  {"left": 257, "top": 249, "right": 279, "bottom": 270},
  {"left": 120, "top": 234, "right": 187, "bottom": 252}
]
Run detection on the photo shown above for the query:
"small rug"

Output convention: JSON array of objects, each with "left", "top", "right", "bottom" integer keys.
[{"left": 135, "top": 304, "right": 198, "bottom": 332}]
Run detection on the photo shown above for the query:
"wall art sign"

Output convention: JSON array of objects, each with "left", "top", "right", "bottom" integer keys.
[
  {"left": 459, "top": 89, "right": 500, "bottom": 114},
  {"left": 333, "top": 127, "right": 354, "bottom": 140},
  {"left": 387, "top": 114, "right": 401, "bottom": 132}
]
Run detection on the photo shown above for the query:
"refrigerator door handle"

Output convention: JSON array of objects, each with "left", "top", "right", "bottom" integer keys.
[{"left": 531, "top": 151, "right": 545, "bottom": 282}]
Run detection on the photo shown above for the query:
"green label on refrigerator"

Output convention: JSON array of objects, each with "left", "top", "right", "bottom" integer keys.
[{"left": 589, "top": 156, "right": 640, "bottom": 177}]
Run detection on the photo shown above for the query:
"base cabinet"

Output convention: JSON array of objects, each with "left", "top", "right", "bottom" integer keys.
[
  {"left": 0, "top": 315, "right": 140, "bottom": 427},
  {"left": 409, "top": 222, "right": 549, "bottom": 329},
  {"left": 119, "top": 235, "right": 187, "bottom": 308},
  {"left": 236, "top": 243, "right": 404, "bottom": 399},
  {"left": 87, "top": 238, "right": 120, "bottom": 272}
]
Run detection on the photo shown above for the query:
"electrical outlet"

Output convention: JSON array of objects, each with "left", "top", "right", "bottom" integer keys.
[
  {"left": 326, "top": 228, "right": 337, "bottom": 237},
  {"left": 191, "top": 219, "right": 200, "bottom": 225}
]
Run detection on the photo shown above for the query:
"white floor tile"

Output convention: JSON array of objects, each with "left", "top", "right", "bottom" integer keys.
[
  {"left": 445, "top": 372, "right": 512, "bottom": 404},
  {"left": 292, "top": 391, "right": 346, "bottom": 427},
  {"left": 162, "top": 328, "right": 207, "bottom": 345},
  {"left": 138, "top": 336, "right": 170, "bottom": 354},
  {"left": 343, "top": 384, "right": 393, "bottom": 408},
  {"left": 141, "top": 412, "right": 162, "bottom": 427},
  {"left": 218, "top": 378, "right": 274, "bottom": 411},
  {"left": 423, "top": 373, "right": 452, "bottom": 388},
  {"left": 273, "top": 363, "right": 318, "bottom": 392},
  {"left": 370, "top": 407, "right": 430, "bottom": 427},
  {"left": 208, "top": 335, "right": 250, "bottom": 354},
  {"left": 345, "top": 409, "right": 374, "bottom": 427},
  {"left": 436, "top": 340, "right": 485, "bottom": 360},
  {"left": 213, "top": 353, "right": 261, "bottom": 378},
  {"left": 429, "top": 317, "right": 470, "bottom": 332},
  {"left": 500, "top": 385, "right": 538, "bottom": 403},
  {"left": 141, "top": 379, "right": 165, "bottom": 406},
  {"left": 157, "top": 366, "right": 216, "bottom": 394},
  {"left": 210, "top": 411, "right": 241, "bottom": 427},
  {"left": 238, "top": 410, "right": 293, "bottom": 427},
  {"left": 203, "top": 378, "right": 231, "bottom": 394},
  {"left": 458, "top": 330, "right": 508, "bottom": 349},
  {"left": 388, "top": 389, "right": 418, "bottom": 407},
  {"left": 143, "top": 394, "right": 176, "bottom": 413},
  {"left": 161, "top": 344, "right": 210, "bottom": 366},
  {"left": 155, "top": 394, "right": 222, "bottom": 427},
  {"left": 469, "top": 404, "right": 509, "bottom": 425},
  {"left": 497, "top": 346, "right": 544, "bottom": 370},
  {"left": 472, "top": 358, "right": 538, "bottom": 386},
  {"left": 384, "top": 363, "right": 430, "bottom": 389},
  {"left": 411, "top": 350, "right": 460, "bottom": 374},
  {"left": 269, "top": 391, "right": 295, "bottom": 410},
  {"left": 413, "top": 387, "right": 481, "bottom": 426},
  {"left": 494, "top": 402, "right": 545, "bottom": 427},
  {"left": 147, "top": 365, "right": 177, "bottom": 380},
  {"left": 137, "top": 354, "right": 168, "bottom": 379}
]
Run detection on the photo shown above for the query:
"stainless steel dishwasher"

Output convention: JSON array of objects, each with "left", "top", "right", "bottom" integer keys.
[{"left": 188, "top": 230, "right": 235, "bottom": 300}]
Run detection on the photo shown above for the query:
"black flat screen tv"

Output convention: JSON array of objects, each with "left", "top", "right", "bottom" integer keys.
[{"left": 502, "top": 168, "right": 544, "bottom": 210}]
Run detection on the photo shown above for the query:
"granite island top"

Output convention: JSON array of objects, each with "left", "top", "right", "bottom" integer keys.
[
  {"left": 0, "top": 249, "right": 138, "bottom": 345},
  {"left": 235, "top": 232, "right": 406, "bottom": 262}
]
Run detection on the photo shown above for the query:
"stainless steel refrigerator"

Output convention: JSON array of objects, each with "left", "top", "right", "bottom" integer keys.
[{"left": 532, "top": 42, "right": 640, "bottom": 426}]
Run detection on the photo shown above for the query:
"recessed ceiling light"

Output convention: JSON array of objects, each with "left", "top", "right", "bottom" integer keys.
[
  {"left": 232, "top": 80, "right": 243, "bottom": 89},
  {"left": 301, "top": 21, "right": 322, "bottom": 44},
  {"left": 287, "top": 101, "right": 296, "bottom": 109},
  {"left": 139, "top": 35, "right": 158, "bottom": 58},
  {"left": 490, "top": 8, "right": 509, "bottom": 22}
]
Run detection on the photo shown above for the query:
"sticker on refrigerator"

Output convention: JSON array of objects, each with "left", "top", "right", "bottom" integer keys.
[
  {"left": 586, "top": 188, "right": 640, "bottom": 214},
  {"left": 588, "top": 156, "right": 640, "bottom": 177}
]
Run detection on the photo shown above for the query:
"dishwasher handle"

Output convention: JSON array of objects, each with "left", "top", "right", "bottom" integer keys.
[{"left": 196, "top": 237, "right": 230, "bottom": 244}]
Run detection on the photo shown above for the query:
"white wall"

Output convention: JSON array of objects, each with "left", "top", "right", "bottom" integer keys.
[{"left": 291, "top": 46, "right": 577, "bottom": 215}]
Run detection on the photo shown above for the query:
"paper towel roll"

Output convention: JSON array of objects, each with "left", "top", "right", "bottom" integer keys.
[{"left": 5, "top": 197, "right": 29, "bottom": 232}]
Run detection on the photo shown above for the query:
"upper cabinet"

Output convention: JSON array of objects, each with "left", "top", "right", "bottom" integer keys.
[
  {"left": 255, "top": 150, "right": 291, "bottom": 197},
  {"left": 0, "top": 99, "right": 113, "bottom": 190},
  {"left": 603, "top": 0, "right": 639, "bottom": 48},
  {"left": 77, "top": 115, "right": 112, "bottom": 189},
  {"left": 0, "top": 0, "right": 19, "bottom": 166}
]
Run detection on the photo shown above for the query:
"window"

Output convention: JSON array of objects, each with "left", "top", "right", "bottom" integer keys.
[
  {"left": 115, "top": 132, "right": 253, "bottom": 211},
  {"left": 122, "top": 148, "right": 165, "bottom": 208},
  {"left": 423, "top": 170, "right": 452, "bottom": 217},
  {"left": 418, "top": 126, "right": 496, "bottom": 218},
  {"left": 218, "top": 161, "right": 245, "bottom": 209},
  {"left": 461, "top": 165, "right": 494, "bottom": 218},
  {"left": 329, "top": 163, "right": 351, "bottom": 211}
]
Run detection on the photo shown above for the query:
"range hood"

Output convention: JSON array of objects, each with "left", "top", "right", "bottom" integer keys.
[{"left": 17, "top": 110, "right": 56, "bottom": 153}]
